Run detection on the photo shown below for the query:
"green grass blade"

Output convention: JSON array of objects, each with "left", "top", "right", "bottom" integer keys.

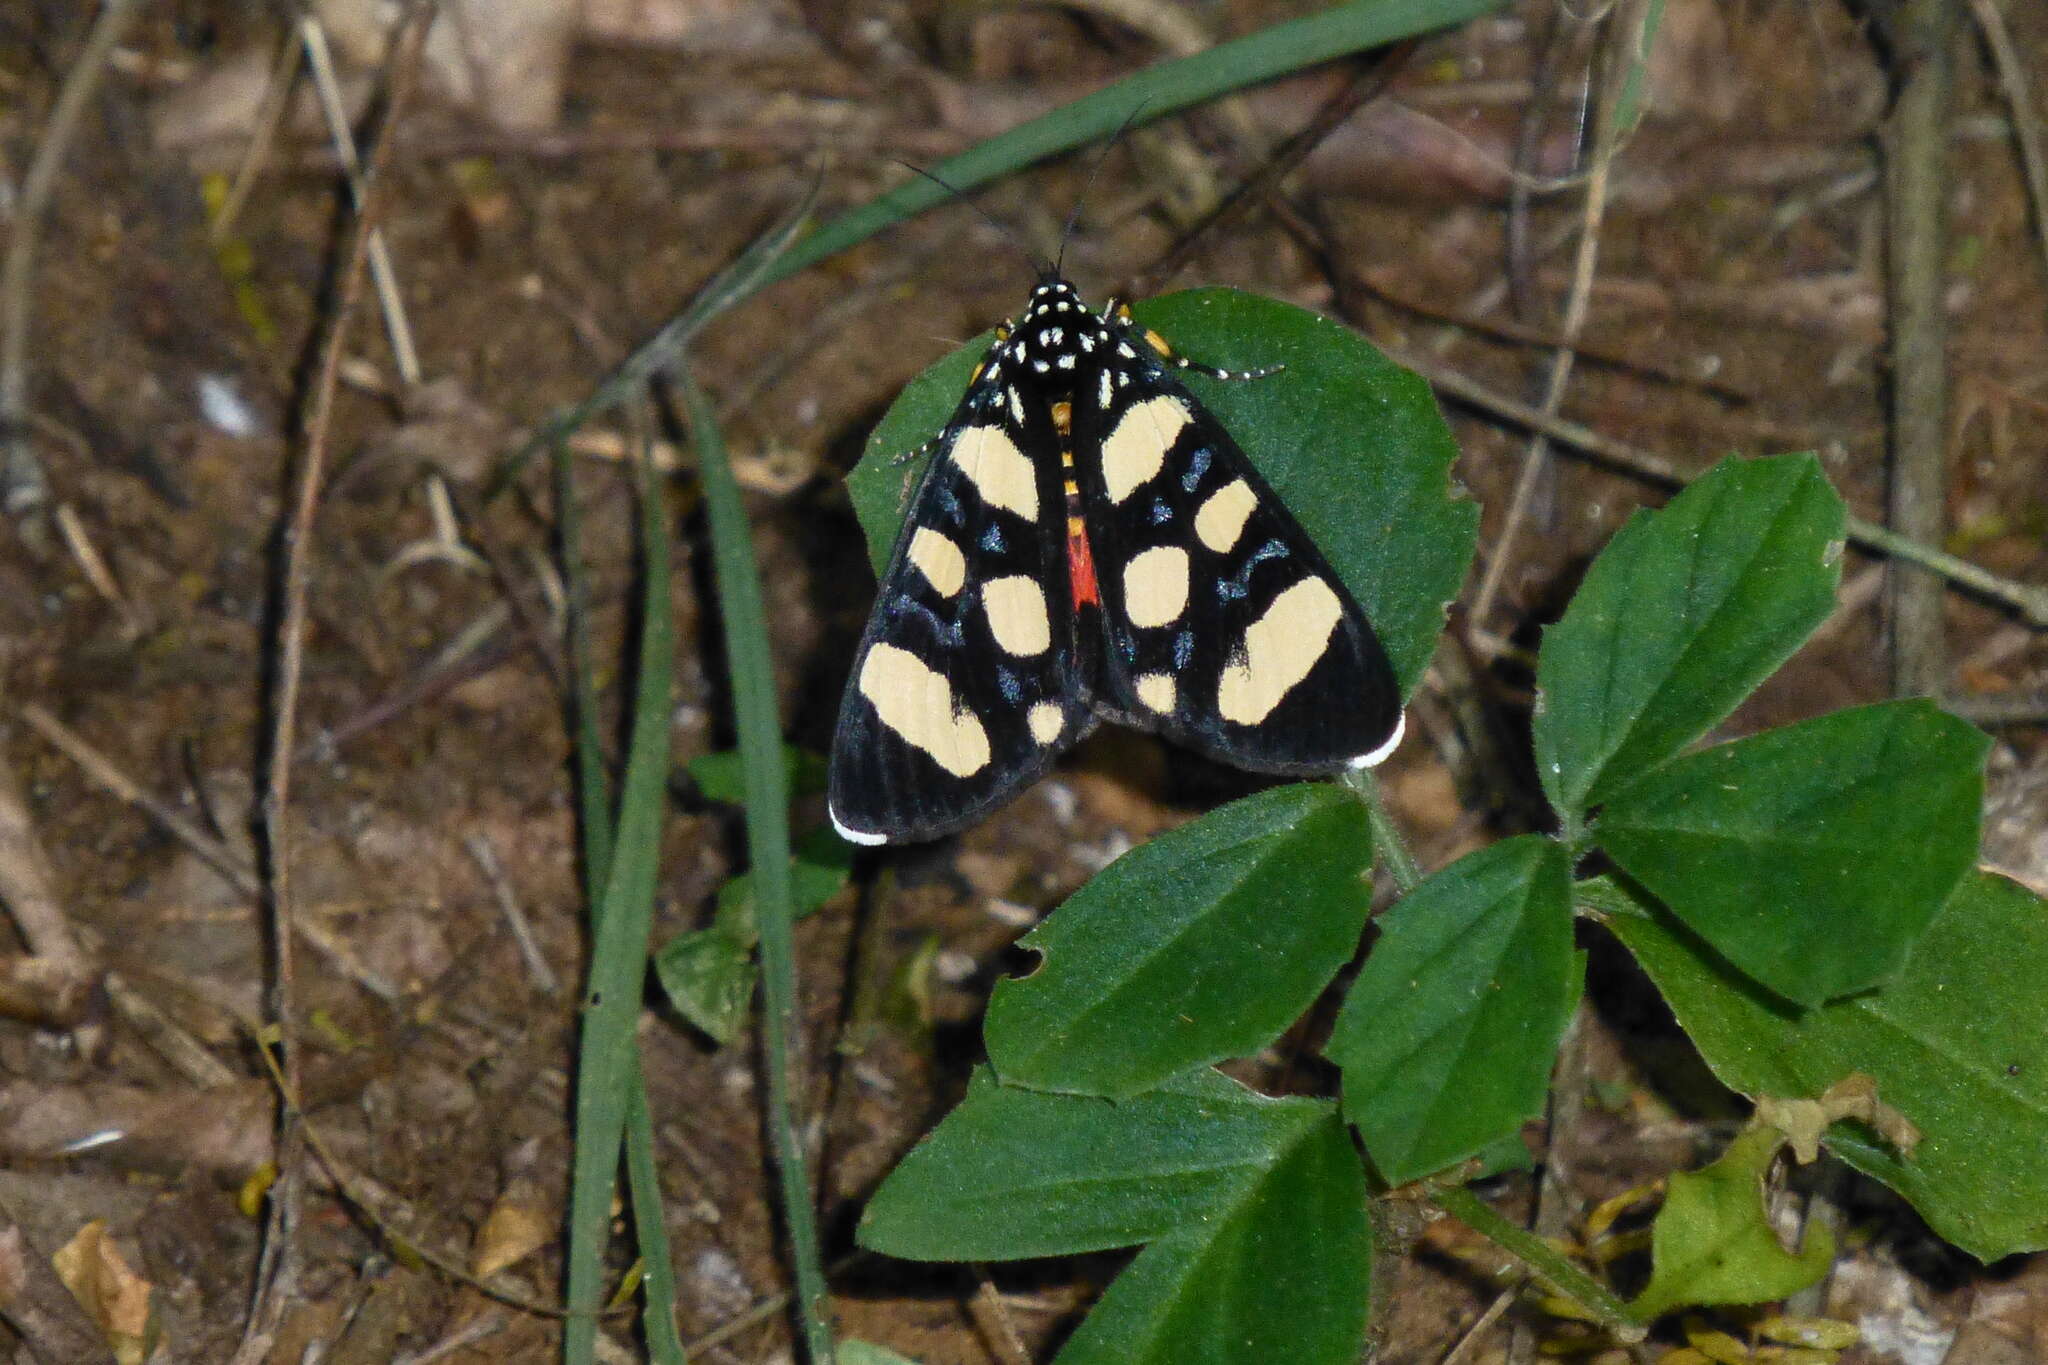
[
  {"left": 563, "top": 448, "right": 679, "bottom": 1364},
  {"left": 555, "top": 443, "right": 614, "bottom": 879},
  {"left": 625, "top": 1082, "right": 688, "bottom": 1362},
  {"left": 684, "top": 371, "right": 834, "bottom": 1362},
  {"left": 560, "top": 420, "right": 685, "bottom": 1362},
  {"left": 494, "top": 0, "right": 1502, "bottom": 493}
]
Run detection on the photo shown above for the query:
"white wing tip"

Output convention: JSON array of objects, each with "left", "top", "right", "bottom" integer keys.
[
  {"left": 1346, "top": 711, "right": 1406, "bottom": 770},
  {"left": 830, "top": 807, "right": 889, "bottom": 846}
]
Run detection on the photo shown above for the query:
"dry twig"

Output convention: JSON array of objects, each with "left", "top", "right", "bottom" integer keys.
[
  {"left": 1969, "top": 0, "right": 2048, "bottom": 308},
  {"left": 1884, "top": 0, "right": 1959, "bottom": 698},
  {"left": 0, "top": 0, "right": 144, "bottom": 540},
  {"left": 1470, "top": 3, "right": 1630, "bottom": 635},
  {"left": 237, "top": 7, "right": 437, "bottom": 1357}
]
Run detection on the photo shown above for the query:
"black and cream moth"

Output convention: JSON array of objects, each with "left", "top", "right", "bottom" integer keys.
[{"left": 828, "top": 276, "right": 1403, "bottom": 845}]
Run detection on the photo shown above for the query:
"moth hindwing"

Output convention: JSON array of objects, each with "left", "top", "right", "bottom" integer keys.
[{"left": 828, "top": 277, "right": 1404, "bottom": 845}]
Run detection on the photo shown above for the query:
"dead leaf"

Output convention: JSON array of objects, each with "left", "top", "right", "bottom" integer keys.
[
  {"left": 472, "top": 1183, "right": 552, "bottom": 1277},
  {"left": 1754, "top": 1072, "right": 1921, "bottom": 1164},
  {"left": 51, "top": 1222, "right": 156, "bottom": 1365}
]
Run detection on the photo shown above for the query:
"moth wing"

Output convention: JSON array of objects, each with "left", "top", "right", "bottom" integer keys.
[
  {"left": 828, "top": 368, "right": 1092, "bottom": 845},
  {"left": 1074, "top": 359, "right": 1403, "bottom": 773}
]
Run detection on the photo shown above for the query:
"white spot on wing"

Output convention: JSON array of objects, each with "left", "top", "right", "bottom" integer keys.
[
  {"left": 1135, "top": 673, "right": 1176, "bottom": 713},
  {"left": 1216, "top": 578, "right": 1343, "bottom": 725},
  {"left": 1008, "top": 387, "right": 1025, "bottom": 426},
  {"left": 859, "top": 643, "right": 991, "bottom": 776},
  {"left": 1195, "top": 479, "right": 1258, "bottom": 553},
  {"left": 950, "top": 423, "right": 1038, "bottom": 520},
  {"left": 1100, "top": 395, "right": 1190, "bottom": 503},
  {"left": 907, "top": 527, "right": 966, "bottom": 597},
  {"left": 1027, "top": 702, "right": 1064, "bottom": 744},
  {"left": 1097, "top": 370, "right": 1113, "bottom": 409},
  {"left": 982, "top": 575, "right": 1052, "bottom": 656},
  {"left": 1122, "top": 545, "right": 1190, "bottom": 628}
]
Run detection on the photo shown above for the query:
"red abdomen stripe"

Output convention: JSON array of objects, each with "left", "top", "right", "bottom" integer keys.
[{"left": 1067, "top": 517, "right": 1101, "bottom": 609}]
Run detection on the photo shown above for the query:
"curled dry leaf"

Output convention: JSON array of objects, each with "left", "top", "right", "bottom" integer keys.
[
  {"left": 471, "top": 1189, "right": 553, "bottom": 1278},
  {"left": 51, "top": 1222, "right": 155, "bottom": 1365},
  {"left": 1754, "top": 1072, "right": 1922, "bottom": 1165}
]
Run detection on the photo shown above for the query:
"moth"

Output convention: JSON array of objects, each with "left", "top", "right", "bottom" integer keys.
[{"left": 828, "top": 275, "right": 1404, "bottom": 845}]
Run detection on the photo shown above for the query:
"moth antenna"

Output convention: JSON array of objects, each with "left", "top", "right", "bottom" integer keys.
[
  {"left": 894, "top": 161, "right": 1049, "bottom": 281},
  {"left": 1055, "top": 101, "right": 1154, "bottom": 276}
]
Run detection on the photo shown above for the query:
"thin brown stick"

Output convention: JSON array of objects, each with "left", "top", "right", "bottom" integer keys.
[
  {"left": 0, "top": 737, "right": 92, "bottom": 980},
  {"left": 1969, "top": 0, "right": 2048, "bottom": 307},
  {"left": 210, "top": 24, "right": 304, "bottom": 244},
  {"left": 1471, "top": 2, "right": 1630, "bottom": 635},
  {"left": 465, "top": 833, "right": 559, "bottom": 994},
  {"left": 1128, "top": 55, "right": 1404, "bottom": 299},
  {"left": 237, "top": 7, "right": 437, "bottom": 1357},
  {"left": 1390, "top": 347, "right": 2048, "bottom": 627},
  {"left": 1510, "top": 1007, "right": 1591, "bottom": 1365},
  {"left": 1356, "top": 268, "right": 1758, "bottom": 403},
  {"left": 0, "top": 0, "right": 144, "bottom": 536},
  {"left": 18, "top": 703, "right": 257, "bottom": 895},
  {"left": 1439, "top": 1285, "right": 1519, "bottom": 1365},
  {"left": 1943, "top": 686, "right": 2048, "bottom": 725},
  {"left": 967, "top": 1266, "right": 1033, "bottom": 1365},
  {"left": 1884, "top": 0, "right": 1958, "bottom": 698}
]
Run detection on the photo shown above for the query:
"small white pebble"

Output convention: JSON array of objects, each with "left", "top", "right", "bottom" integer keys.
[
  {"left": 984, "top": 899, "right": 1036, "bottom": 928},
  {"left": 196, "top": 374, "right": 260, "bottom": 437}
]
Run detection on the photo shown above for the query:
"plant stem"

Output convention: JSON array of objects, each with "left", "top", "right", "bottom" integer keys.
[{"left": 1342, "top": 768, "right": 1421, "bottom": 894}]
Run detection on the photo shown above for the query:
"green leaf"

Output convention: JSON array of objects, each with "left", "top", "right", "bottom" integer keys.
[
  {"left": 861, "top": 1068, "right": 1316, "bottom": 1256},
  {"left": 1054, "top": 1102, "right": 1370, "bottom": 1365},
  {"left": 859, "top": 1069, "right": 1370, "bottom": 1365},
  {"left": 1464, "top": 1130, "right": 1536, "bottom": 1180},
  {"left": 654, "top": 929, "right": 756, "bottom": 1046},
  {"left": 687, "top": 744, "right": 827, "bottom": 804},
  {"left": 656, "top": 827, "right": 855, "bottom": 1045},
  {"left": 847, "top": 289, "right": 1476, "bottom": 696},
  {"left": 1532, "top": 455, "right": 1844, "bottom": 824},
  {"left": 712, "top": 825, "right": 857, "bottom": 940},
  {"left": 986, "top": 784, "right": 1372, "bottom": 1097},
  {"left": 1600, "top": 871, "right": 2048, "bottom": 1261},
  {"left": 1598, "top": 700, "right": 1988, "bottom": 1005},
  {"left": 1630, "top": 1126, "right": 1834, "bottom": 1320},
  {"left": 1327, "top": 836, "right": 1578, "bottom": 1185}
]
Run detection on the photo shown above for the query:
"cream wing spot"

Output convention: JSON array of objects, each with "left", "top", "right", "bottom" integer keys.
[
  {"left": 1122, "top": 546, "right": 1190, "bottom": 628},
  {"left": 1100, "top": 395, "right": 1190, "bottom": 503},
  {"left": 1194, "top": 479, "right": 1258, "bottom": 554},
  {"left": 1216, "top": 578, "right": 1344, "bottom": 725},
  {"left": 859, "top": 643, "right": 990, "bottom": 777},
  {"left": 950, "top": 424, "right": 1038, "bottom": 520},
  {"left": 982, "top": 575, "right": 1052, "bottom": 656},
  {"left": 906, "top": 528, "right": 966, "bottom": 597},
  {"left": 1027, "top": 702, "right": 1064, "bottom": 744},
  {"left": 1135, "top": 673, "right": 1177, "bottom": 714}
]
